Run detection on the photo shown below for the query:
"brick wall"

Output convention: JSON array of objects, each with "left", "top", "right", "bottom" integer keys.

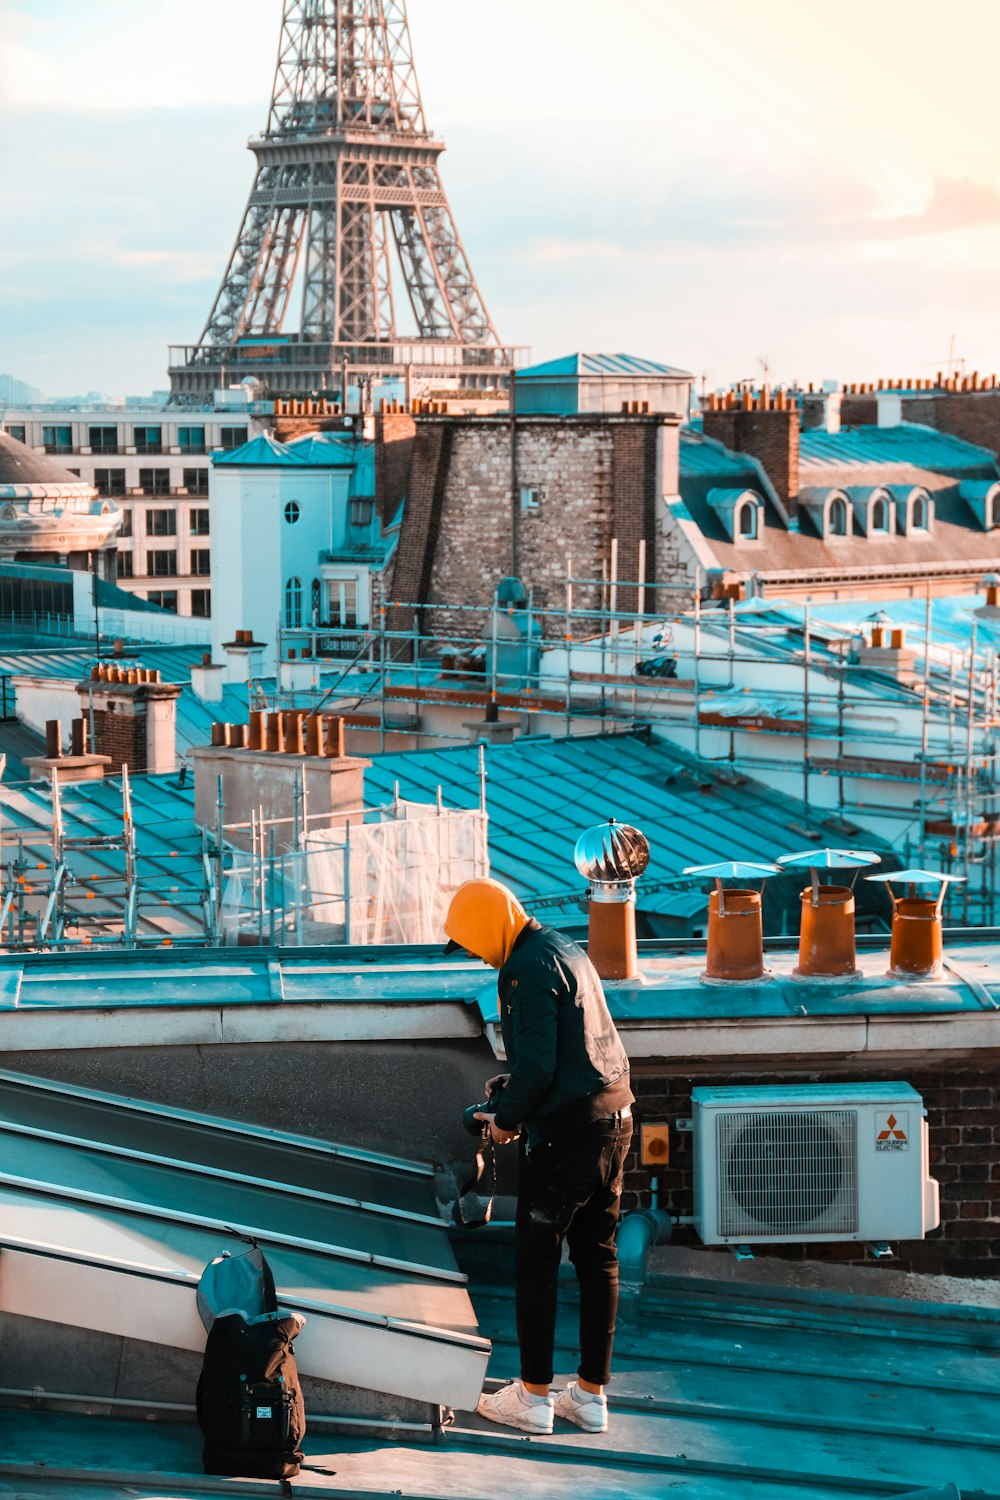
[
  {"left": 612, "top": 424, "right": 659, "bottom": 614},
  {"left": 902, "top": 392, "right": 1000, "bottom": 457},
  {"left": 91, "top": 706, "right": 146, "bottom": 772},
  {"left": 385, "top": 421, "right": 453, "bottom": 640},
  {"left": 375, "top": 411, "right": 416, "bottom": 525},
  {"left": 703, "top": 408, "right": 800, "bottom": 509},
  {"left": 626, "top": 1063, "right": 1000, "bottom": 1277}
]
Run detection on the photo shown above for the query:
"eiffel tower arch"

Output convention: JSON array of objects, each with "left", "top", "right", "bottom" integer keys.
[{"left": 169, "top": 0, "right": 523, "bottom": 406}]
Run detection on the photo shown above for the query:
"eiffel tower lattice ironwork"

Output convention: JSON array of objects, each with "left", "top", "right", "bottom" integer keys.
[{"left": 168, "top": 0, "right": 522, "bottom": 406}]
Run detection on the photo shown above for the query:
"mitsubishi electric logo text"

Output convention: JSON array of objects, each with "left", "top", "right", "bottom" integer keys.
[{"left": 875, "top": 1112, "right": 909, "bottom": 1152}]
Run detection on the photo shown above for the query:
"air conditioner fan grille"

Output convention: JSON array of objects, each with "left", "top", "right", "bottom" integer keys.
[{"left": 717, "top": 1108, "right": 858, "bottom": 1238}]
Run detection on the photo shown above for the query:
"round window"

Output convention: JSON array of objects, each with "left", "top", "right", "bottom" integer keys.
[{"left": 284, "top": 500, "right": 301, "bottom": 525}]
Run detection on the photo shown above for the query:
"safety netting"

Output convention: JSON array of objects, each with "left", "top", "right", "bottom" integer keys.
[{"left": 220, "top": 799, "right": 488, "bottom": 946}]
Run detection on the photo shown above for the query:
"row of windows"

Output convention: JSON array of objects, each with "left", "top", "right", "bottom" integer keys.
[
  {"left": 145, "top": 589, "right": 211, "bottom": 617},
  {"left": 118, "top": 548, "right": 210, "bottom": 578},
  {"left": 117, "top": 508, "right": 209, "bottom": 539},
  {"left": 284, "top": 577, "right": 359, "bottom": 628},
  {"left": 0, "top": 574, "right": 73, "bottom": 620},
  {"left": 825, "top": 494, "right": 927, "bottom": 537},
  {"left": 93, "top": 469, "right": 210, "bottom": 498},
  {"left": 25, "top": 425, "right": 247, "bottom": 457},
  {"left": 731, "top": 492, "right": 932, "bottom": 544}
]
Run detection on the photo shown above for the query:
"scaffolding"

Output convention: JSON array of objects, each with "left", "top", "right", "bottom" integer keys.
[
  {"left": 269, "top": 575, "right": 1000, "bottom": 926},
  {"left": 0, "top": 767, "right": 218, "bottom": 952},
  {"left": 0, "top": 750, "right": 488, "bottom": 953}
]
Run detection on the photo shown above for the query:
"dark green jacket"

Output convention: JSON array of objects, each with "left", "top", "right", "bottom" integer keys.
[{"left": 492, "top": 920, "right": 631, "bottom": 1146}]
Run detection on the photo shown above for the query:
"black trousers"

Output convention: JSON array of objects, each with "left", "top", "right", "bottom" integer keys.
[{"left": 514, "top": 1114, "right": 632, "bottom": 1388}]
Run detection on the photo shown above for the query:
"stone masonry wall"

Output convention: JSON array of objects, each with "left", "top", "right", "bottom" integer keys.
[
  {"left": 407, "top": 416, "right": 666, "bottom": 641},
  {"left": 625, "top": 1062, "right": 1000, "bottom": 1278},
  {"left": 427, "top": 420, "right": 609, "bottom": 636}
]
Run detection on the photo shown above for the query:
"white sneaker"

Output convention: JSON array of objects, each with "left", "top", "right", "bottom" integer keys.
[
  {"left": 553, "top": 1381, "right": 608, "bottom": 1433},
  {"left": 476, "top": 1380, "right": 554, "bottom": 1434}
]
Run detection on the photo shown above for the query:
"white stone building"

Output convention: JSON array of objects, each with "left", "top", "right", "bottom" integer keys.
[
  {"left": 1, "top": 393, "right": 268, "bottom": 619},
  {"left": 209, "top": 429, "right": 391, "bottom": 675}
]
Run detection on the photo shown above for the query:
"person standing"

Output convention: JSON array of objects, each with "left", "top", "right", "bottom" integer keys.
[{"left": 444, "top": 877, "right": 633, "bottom": 1436}]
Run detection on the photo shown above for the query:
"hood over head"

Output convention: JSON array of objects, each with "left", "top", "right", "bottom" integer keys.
[{"left": 444, "top": 878, "right": 530, "bottom": 969}]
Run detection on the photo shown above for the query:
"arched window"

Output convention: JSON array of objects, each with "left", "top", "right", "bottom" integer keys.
[
  {"left": 991, "top": 493, "right": 1000, "bottom": 530},
  {"left": 285, "top": 576, "right": 302, "bottom": 627},
  {"left": 738, "top": 502, "right": 757, "bottom": 539},
  {"left": 871, "top": 497, "right": 889, "bottom": 532},
  {"left": 311, "top": 578, "right": 321, "bottom": 624},
  {"left": 911, "top": 495, "right": 928, "bottom": 530},
  {"left": 284, "top": 500, "right": 300, "bottom": 525},
  {"left": 829, "top": 497, "right": 848, "bottom": 536}
]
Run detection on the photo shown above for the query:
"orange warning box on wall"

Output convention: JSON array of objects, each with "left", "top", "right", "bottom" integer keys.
[{"left": 640, "top": 1123, "right": 669, "bottom": 1167}]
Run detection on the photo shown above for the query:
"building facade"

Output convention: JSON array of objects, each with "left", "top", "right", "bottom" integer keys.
[
  {"left": 1, "top": 397, "right": 267, "bottom": 618},
  {"left": 209, "top": 429, "right": 390, "bottom": 674}
]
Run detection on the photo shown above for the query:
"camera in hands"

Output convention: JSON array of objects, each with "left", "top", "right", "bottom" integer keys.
[{"left": 463, "top": 1078, "right": 507, "bottom": 1137}]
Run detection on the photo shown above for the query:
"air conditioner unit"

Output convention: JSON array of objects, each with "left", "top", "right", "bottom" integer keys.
[{"left": 692, "top": 1083, "right": 939, "bottom": 1245}]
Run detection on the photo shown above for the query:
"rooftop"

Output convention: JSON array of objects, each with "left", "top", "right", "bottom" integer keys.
[
  {"left": 213, "top": 430, "right": 370, "bottom": 470},
  {"left": 0, "top": 430, "right": 93, "bottom": 493},
  {"left": 2, "top": 1254, "right": 998, "bottom": 1498},
  {"left": 518, "top": 352, "right": 694, "bottom": 381},
  {"left": 678, "top": 423, "right": 1000, "bottom": 578}
]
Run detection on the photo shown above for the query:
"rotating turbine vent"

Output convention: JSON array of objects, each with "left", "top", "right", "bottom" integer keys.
[{"left": 574, "top": 819, "right": 650, "bottom": 982}]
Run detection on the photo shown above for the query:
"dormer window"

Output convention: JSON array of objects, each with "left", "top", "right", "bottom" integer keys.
[
  {"left": 891, "top": 484, "right": 933, "bottom": 536},
  {"left": 829, "top": 496, "right": 848, "bottom": 536},
  {"left": 706, "top": 486, "right": 763, "bottom": 545},
  {"left": 958, "top": 478, "right": 1000, "bottom": 530},
  {"left": 871, "top": 497, "right": 889, "bottom": 533}
]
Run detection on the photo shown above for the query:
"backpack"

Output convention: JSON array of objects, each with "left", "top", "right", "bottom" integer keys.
[{"left": 195, "top": 1247, "right": 306, "bottom": 1480}]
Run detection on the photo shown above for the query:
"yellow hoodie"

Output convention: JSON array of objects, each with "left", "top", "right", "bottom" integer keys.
[{"left": 444, "top": 878, "right": 530, "bottom": 969}]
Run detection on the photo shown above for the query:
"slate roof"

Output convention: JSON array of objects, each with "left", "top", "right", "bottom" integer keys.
[
  {"left": 518, "top": 352, "right": 693, "bottom": 380},
  {"left": 678, "top": 424, "right": 1000, "bottom": 576}
]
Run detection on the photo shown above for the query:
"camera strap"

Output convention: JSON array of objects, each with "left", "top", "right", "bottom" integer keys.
[{"left": 454, "top": 1135, "right": 497, "bottom": 1230}]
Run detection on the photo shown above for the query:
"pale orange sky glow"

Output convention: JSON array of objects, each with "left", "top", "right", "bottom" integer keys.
[{"left": 0, "top": 0, "right": 997, "bottom": 393}]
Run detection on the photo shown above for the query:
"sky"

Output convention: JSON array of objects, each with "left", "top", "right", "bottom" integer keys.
[{"left": 1, "top": 0, "right": 999, "bottom": 397}]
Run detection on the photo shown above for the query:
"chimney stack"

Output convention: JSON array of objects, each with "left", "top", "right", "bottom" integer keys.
[
  {"left": 683, "top": 861, "right": 781, "bottom": 982},
  {"left": 866, "top": 871, "right": 961, "bottom": 981},
  {"left": 777, "top": 849, "right": 880, "bottom": 980},
  {"left": 703, "top": 399, "right": 800, "bottom": 514}
]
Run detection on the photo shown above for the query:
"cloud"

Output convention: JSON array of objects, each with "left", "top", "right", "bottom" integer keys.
[{"left": 867, "top": 177, "right": 1000, "bottom": 239}]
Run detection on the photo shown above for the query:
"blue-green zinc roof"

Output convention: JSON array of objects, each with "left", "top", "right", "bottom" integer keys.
[
  {"left": 364, "top": 732, "right": 890, "bottom": 920},
  {"left": 799, "top": 422, "right": 1000, "bottom": 472},
  {"left": 679, "top": 433, "right": 760, "bottom": 477},
  {"left": 518, "top": 352, "right": 693, "bottom": 381},
  {"left": 213, "top": 431, "right": 365, "bottom": 469}
]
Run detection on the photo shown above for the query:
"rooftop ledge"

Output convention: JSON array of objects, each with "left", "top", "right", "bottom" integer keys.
[{"left": 2, "top": 934, "right": 1000, "bottom": 1064}]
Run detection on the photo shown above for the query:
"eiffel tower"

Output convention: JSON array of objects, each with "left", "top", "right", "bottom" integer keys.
[{"left": 168, "top": 0, "right": 520, "bottom": 406}]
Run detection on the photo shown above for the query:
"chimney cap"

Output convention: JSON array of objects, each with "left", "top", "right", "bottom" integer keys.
[
  {"left": 778, "top": 848, "right": 880, "bottom": 871},
  {"left": 682, "top": 860, "right": 781, "bottom": 880},
  {"left": 574, "top": 819, "right": 650, "bottom": 883},
  {"left": 866, "top": 868, "right": 965, "bottom": 886}
]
